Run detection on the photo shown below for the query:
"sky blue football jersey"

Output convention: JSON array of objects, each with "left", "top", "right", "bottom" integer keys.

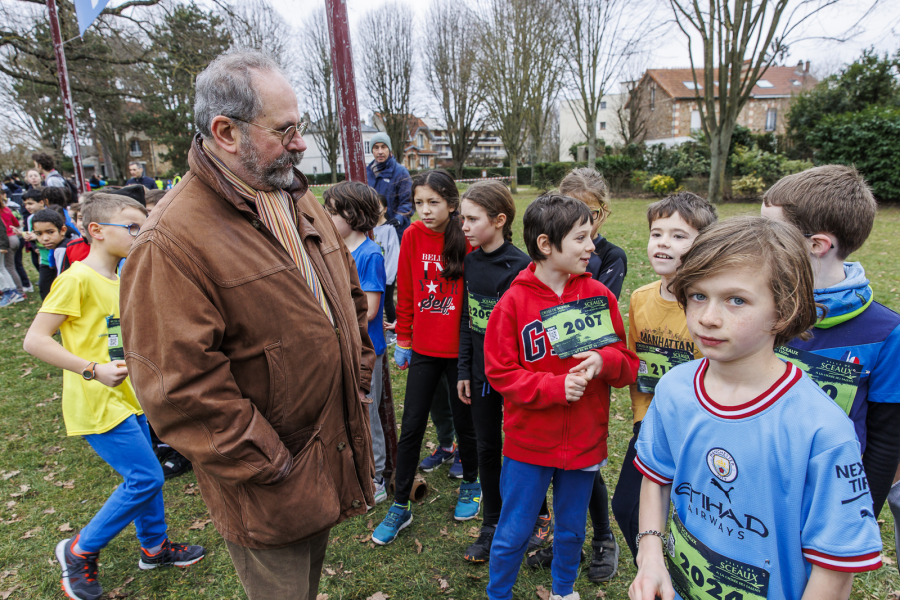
[{"left": 635, "top": 358, "right": 883, "bottom": 600}]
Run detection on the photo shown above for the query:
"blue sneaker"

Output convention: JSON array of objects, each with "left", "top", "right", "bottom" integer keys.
[
  {"left": 0, "top": 290, "right": 13, "bottom": 308},
  {"left": 454, "top": 480, "right": 482, "bottom": 521},
  {"left": 372, "top": 502, "right": 413, "bottom": 545},
  {"left": 419, "top": 444, "right": 455, "bottom": 472},
  {"left": 448, "top": 450, "right": 463, "bottom": 479}
]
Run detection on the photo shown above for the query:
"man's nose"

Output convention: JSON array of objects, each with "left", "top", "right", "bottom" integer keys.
[{"left": 287, "top": 131, "right": 307, "bottom": 154}]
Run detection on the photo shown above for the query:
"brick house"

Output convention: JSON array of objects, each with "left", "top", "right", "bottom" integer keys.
[{"left": 630, "top": 61, "right": 817, "bottom": 145}]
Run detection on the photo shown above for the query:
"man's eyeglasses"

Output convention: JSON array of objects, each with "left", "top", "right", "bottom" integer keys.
[
  {"left": 228, "top": 117, "right": 308, "bottom": 147},
  {"left": 98, "top": 223, "right": 141, "bottom": 237}
]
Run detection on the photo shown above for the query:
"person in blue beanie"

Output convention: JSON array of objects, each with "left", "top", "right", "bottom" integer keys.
[{"left": 366, "top": 132, "right": 413, "bottom": 237}]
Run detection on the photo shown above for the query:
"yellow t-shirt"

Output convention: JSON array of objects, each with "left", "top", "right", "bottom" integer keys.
[
  {"left": 627, "top": 280, "right": 703, "bottom": 423},
  {"left": 39, "top": 261, "right": 142, "bottom": 436}
]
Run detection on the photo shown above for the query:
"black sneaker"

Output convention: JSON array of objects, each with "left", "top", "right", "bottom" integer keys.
[
  {"left": 138, "top": 539, "right": 205, "bottom": 570},
  {"left": 56, "top": 535, "right": 103, "bottom": 600},
  {"left": 464, "top": 525, "right": 495, "bottom": 563},
  {"left": 527, "top": 512, "right": 552, "bottom": 551},
  {"left": 161, "top": 452, "right": 193, "bottom": 480},
  {"left": 587, "top": 535, "right": 620, "bottom": 583},
  {"left": 525, "top": 543, "right": 585, "bottom": 569}
]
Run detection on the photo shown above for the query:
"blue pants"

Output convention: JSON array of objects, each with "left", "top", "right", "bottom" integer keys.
[
  {"left": 488, "top": 457, "right": 595, "bottom": 599},
  {"left": 79, "top": 414, "right": 167, "bottom": 553}
]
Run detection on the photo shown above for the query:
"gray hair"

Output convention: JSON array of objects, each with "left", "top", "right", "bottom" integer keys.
[
  {"left": 194, "top": 50, "right": 284, "bottom": 139},
  {"left": 128, "top": 161, "right": 142, "bottom": 169}
]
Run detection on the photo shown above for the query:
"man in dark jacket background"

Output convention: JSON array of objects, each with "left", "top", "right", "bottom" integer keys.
[
  {"left": 125, "top": 162, "right": 158, "bottom": 190},
  {"left": 366, "top": 132, "right": 412, "bottom": 237},
  {"left": 120, "top": 50, "right": 376, "bottom": 600}
]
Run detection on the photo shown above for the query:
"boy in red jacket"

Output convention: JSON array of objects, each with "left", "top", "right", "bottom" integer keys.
[{"left": 484, "top": 194, "right": 638, "bottom": 600}]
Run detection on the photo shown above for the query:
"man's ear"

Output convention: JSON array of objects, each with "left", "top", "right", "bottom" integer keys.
[
  {"left": 808, "top": 233, "right": 834, "bottom": 258},
  {"left": 536, "top": 233, "right": 553, "bottom": 257},
  {"left": 210, "top": 116, "right": 241, "bottom": 155}
]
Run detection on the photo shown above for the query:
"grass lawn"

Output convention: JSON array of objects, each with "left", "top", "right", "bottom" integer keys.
[{"left": 1, "top": 188, "right": 898, "bottom": 599}]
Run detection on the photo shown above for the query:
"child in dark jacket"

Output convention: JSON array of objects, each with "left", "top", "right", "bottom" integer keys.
[{"left": 484, "top": 194, "right": 639, "bottom": 600}]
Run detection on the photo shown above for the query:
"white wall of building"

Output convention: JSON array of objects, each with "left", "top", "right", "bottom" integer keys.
[
  {"left": 558, "top": 94, "right": 626, "bottom": 162},
  {"left": 299, "top": 126, "right": 380, "bottom": 177}
]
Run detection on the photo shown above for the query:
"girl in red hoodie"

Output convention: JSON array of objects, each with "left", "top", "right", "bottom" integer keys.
[
  {"left": 484, "top": 194, "right": 639, "bottom": 600},
  {"left": 373, "top": 170, "right": 480, "bottom": 546}
]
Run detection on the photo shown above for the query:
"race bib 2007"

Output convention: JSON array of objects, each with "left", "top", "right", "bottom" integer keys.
[
  {"left": 468, "top": 292, "right": 498, "bottom": 334},
  {"left": 775, "top": 346, "right": 862, "bottom": 415},
  {"left": 105, "top": 316, "right": 124, "bottom": 361},
  {"left": 666, "top": 511, "right": 770, "bottom": 600},
  {"left": 539, "top": 297, "right": 619, "bottom": 359},
  {"left": 636, "top": 343, "right": 693, "bottom": 394}
]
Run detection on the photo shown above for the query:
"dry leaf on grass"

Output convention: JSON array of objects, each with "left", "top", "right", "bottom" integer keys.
[
  {"left": 43, "top": 508, "right": 55, "bottom": 514},
  {"left": 438, "top": 578, "right": 449, "bottom": 590},
  {"left": 53, "top": 480, "right": 75, "bottom": 489},
  {"left": 42, "top": 473, "right": 56, "bottom": 482},
  {"left": 366, "top": 520, "right": 374, "bottom": 531},
  {"left": 884, "top": 556, "right": 896, "bottom": 565},
  {"left": 0, "top": 585, "right": 21, "bottom": 599},
  {"left": 415, "top": 539, "right": 423, "bottom": 554},
  {"left": 324, "top": 567, "right": 336, "bottom": 576},
  {"left": 19, "top": 367, "right": 32, "bottom": 378},
  {"left": 467, "top": 526, "right": 480, "bottom": 538},
  {"left": 596, "top": 591, "right": 607, "bottom": 598},
  {"left": 182, "top": 484, "right": 198, "bottom": 496},
  {"left": 439, "top": 527, "right": 449, "bottom": 537},
  {"left": 188, "top": 519, "right": 212, "bottom": 530},
  {"left": 106, "top": 576, "right": 135, "bottom": 598},
  {"left": 316, "top": 595, "right": 329, "bottom": 600},
  {"left": 4, "top": 501, "right": 14, "bottom": 509},
  {"left": 58, "top": 523, "right": 73, "bottom": 532},
  {"left": 21, "top": 527, "right": 42, "bottom": 539},
  {"left": 366, "top": 593, "right": 389, "bottom": 600},
  {"left": 613, "top": 414, "right": 625, "bottom": 421},
  {"left": 536, "top": 585, "right": 551, "bottom": 600},
  {"left": 1, "top": 471, "right": 20, "bottom": 481},
  {"left": 0, "top": 572, "right": 15, "bottom": 581}
]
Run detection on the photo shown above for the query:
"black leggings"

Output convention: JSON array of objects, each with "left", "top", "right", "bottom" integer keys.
[
  {"left": 13, "top": 239, "right": 30, "bottom": 288},
  {"left": 38, "top": 265, "right": 56, "bottom": 300},
  {"left": 384, "top": 282, "right": 396, "bottom": 323},
  {"left": 394, "top": 351, "right": 478, "bottom": 505},
  {"left": 611, "top": 421, "right": 643, "bottom": 562},
  {"left": 471, "top": 380, "right": 504, "bottom": 527}
]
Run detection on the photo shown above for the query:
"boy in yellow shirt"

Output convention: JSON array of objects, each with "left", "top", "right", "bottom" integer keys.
[
  {"left": 24, "top": 193, "right": 204, "bottom": 600},
  {"left": 610, "top": 192, "right": 717, "bottom": 562}
]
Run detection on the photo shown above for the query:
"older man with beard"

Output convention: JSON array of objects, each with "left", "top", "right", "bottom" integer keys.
[{"left": 119, "top": 50, "right": 376, "bottom": 600}]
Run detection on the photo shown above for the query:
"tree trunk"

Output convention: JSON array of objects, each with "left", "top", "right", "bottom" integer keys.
[
  {"left": 707, "top": 127, "right": 733, "bottom": 203},
  {"left": 509, "top": 151, "right": 518, "bottom": 194},
  {"left": 586, "top": 114, "right": 597, "bottom": 165},
  {"left": 330, "top": 167, "right": 337, "bottom": 184},
  {"left": 454, "top": 158, "right": 464, "bottom": 180}
]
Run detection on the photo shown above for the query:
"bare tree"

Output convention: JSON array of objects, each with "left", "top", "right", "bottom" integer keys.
[
  {"left": 358, "top": 3, "right": 414, "bottom": 164},
  {"left": 669, "top": 0, "right": 869, "bottom": 202},
  {"left": 614, "top": 57, "right": 651, "bottom": 146},
  {"left": 217, "top": 0, "right": 295, "bottom": 71},
  {"left": 540, "top": 101, "right": 561, "bottom": 162},
  {"left": 524, "top": 4, "right": 565, "bottom": 167},
  {"left": 423, "top": 0, "right": 487, "bottom": 178},
  {"left": 562, "top": 0, "right": 648, "bottom": 164},
  {"left": 298, "top": 7, "right": 340, "bottom": 182},
  {"left": 478, "top": 0, "right": 550, "bottom": 192}
]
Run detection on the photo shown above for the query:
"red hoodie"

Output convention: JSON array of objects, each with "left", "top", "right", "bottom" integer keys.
[
  {"left": 485, "top": 263, "right": 639, "bottom": 469},
  {"left": 396, "top": 220, "right": 470, "bottom": 358}
]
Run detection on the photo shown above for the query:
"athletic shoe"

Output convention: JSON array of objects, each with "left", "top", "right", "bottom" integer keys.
[
  {"left": 418, "top": 444, "right": 455, "bottom": 472},
  {"left": 448, "top": 450, "right": 463, "bottom": 479},
  {"left": 373, "top": 477, "right": 388, "bottom": 505},
  {"left": 525, "top": 544, "right": 585, "bottom": 569},
  {"left": 161, "top": 452, "right": 192, "bottom": 480},
  {"left": 527, "top": 511, "right": 553, "bottom": 550},
  {"left": 454, "top": 480, "right": 482, "bottom": 521},
  {"left": 0, "top": 290, "right": 13, "bottom": 308},
  {"left": 23, "top": 284, "right": 34, "bottom": 293},
  {"left": 56, "top": 535, "right": 103, "bottom": 600},
  {"left": 463, "top": 525, "right": 495, "bottom": 563},
  {"left": 8, "top": 292, "right": 25, "bottom": 304},
  {"left": 549, "top": 592, "right": 581, "bottom": 600},
  {"left": 372, "top": 502, "right": 413, "bottom": 545},
  {"left": 587, "top": 535, "right": 620, "bottom": 583},
  {"left": 138, "top": 538, "right": 205, "bottom": 570},
  {"left": 385, "top": 331, "right": 397, "bottom": 346}
]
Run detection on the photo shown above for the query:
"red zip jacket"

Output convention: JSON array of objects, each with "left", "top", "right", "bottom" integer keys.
[
  {"left": 396, "top": 220, "right": 470, "bottom": 358},
  {"left": 485, "top": 263, "right": 639, "bottom": 469}
]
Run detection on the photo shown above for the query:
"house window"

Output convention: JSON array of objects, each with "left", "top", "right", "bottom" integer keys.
[
  {"left": 129, "top": 140, "right": 142, "bottom": 157},
  {"left": 765, "top": 109, "right": 777, "bottom": 132},
  {"left": 691, "top": 110, "right": 701, "bottom": 132},
  {"left": 365, "top": 141, "right": 370, "bottom": 154},
  {"left": 417, "top": 133, "right": 424, "bottom": 148},
  {"left": 650, "top": 85, "right": 656, "bottom": 111},
  {"left": 683, "top": 81, "right": 702, "bottom": 90},
  {"left": 756, "top": 79, "right": 774, "bottom": 88},
  {"left": 600, "top": 101, "right": 607, "bottom": 110},
  {"left": 599, "top": 122, "right": 606, "bottom": 131}
]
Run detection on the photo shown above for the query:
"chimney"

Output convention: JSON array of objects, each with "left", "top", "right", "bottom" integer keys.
[{"left": 805, "top": 61, "right": 810, "bottom": 73}]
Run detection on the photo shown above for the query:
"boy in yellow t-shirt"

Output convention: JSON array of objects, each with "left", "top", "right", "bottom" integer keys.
[
  {"left": 610, "top": 192, "right": 717, "bottom": 563},
  {"left": 24, "top": 193, "right": 204, "bottom": 600}
]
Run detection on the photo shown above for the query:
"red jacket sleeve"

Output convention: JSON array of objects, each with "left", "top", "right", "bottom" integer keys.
[
  {"left": 594, "top": 292, "right": 639, "bottom": 388},
  {"left": 484, "top": 299, "right": 570, "bottom": 409},
  {"left": 395, "top": 230, "right": 414, "bottom": 344}
]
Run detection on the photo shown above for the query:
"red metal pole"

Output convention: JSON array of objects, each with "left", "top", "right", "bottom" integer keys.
[
  {"left": 46, "top": 0, "right": 85, "bottom": 194},
  {"left": 325, "top": 0, "right": 366, "bottom": 183}
]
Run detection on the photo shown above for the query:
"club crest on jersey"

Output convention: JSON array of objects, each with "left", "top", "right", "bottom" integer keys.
[{"left": 707, "top": 448, "right": 738, "bottom": 483}]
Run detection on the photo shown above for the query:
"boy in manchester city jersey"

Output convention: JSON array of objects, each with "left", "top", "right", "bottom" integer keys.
[{"left": 629, "top": 217, "right": 882, "bottom": 600}]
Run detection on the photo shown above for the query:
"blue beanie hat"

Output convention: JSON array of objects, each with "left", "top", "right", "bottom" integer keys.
[{"left": 370, "top": 132, "right": 392, "bottom": 153}]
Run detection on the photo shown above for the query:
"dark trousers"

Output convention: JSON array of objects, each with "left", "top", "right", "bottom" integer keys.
[
  {"left": 30, "top": 248, "right": 39, "bottom": 272},
  {"left": 394, "top": 351, "right": 478, "bottom": 505},
  {"left": 431, "top": 373, "right": 456, "bottom": 449},
  {"left": 471, "top": 380, "right": 504, "bottom": 527},
  {"left": 384, "top": 282, "right": 396, "bottom": 323},
  {"left": 611, "top": 421, "right": 643, "bottom": 562},
  {"left": 38, "top": 264, "right": 56, "bottom": 299},
  {"left": 226, "top": 528, "right": 330, "bottom": 600},
  {"left": 13, "top": 239, "right": 30, "bottom": 288}
]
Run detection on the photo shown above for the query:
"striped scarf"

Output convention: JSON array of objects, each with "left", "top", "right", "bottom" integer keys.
[{"left": 204, "top": 144, "right": 333, "bottom": 323}]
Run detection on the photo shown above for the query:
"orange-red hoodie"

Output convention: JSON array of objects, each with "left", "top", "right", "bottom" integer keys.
[{"left": 485, "top": 263, "right": 639, "bottom": 469}]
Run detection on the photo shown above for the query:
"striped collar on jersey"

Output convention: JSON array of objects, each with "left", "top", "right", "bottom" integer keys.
[
  {"left": 694, "top": 358, "right": 802, "bottom": 419},
  {"left": 202, "top": 142, "right": 332, "bottom": 324}
]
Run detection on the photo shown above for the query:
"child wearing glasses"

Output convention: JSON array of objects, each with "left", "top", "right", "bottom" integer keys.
[{"left": 24, "top": 192, "right": 205, "bottom": 600}]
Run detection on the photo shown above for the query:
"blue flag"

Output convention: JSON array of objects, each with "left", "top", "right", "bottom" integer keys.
[{"left": 73, "top": 0, "right": 111, "bottom": 36}]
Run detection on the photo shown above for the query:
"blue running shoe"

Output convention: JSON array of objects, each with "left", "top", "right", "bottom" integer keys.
[
  {"left": 448, "top": 450, "right": 463, "bottom": 479},
  {"left": 419, "top": 444, "right": 455, "bottom": 472},
  {"left": 372, "top": 502, "right": 413, "bottom": 545},
  {"left": 454, "top": 480, "right": 482, "bottom": 521}
]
